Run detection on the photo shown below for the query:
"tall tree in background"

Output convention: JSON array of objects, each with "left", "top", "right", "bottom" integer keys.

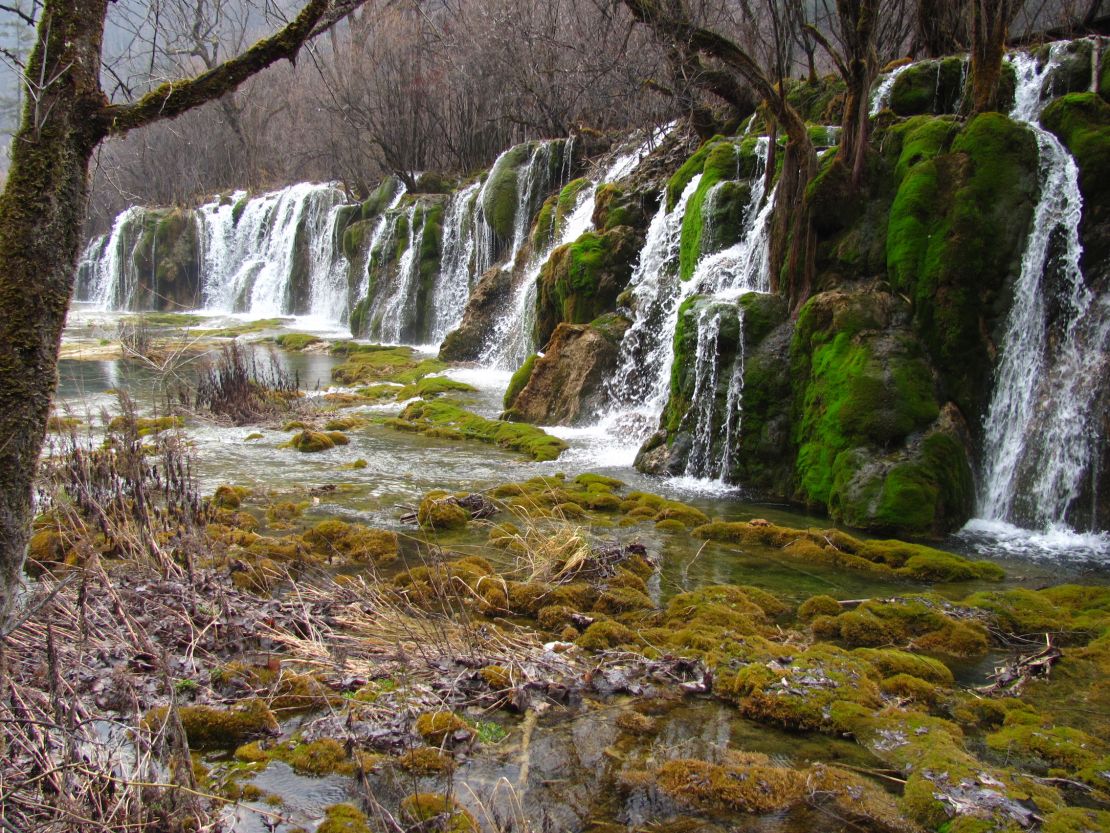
[
  {"left": 0, "top": 0, "right": 371, "bottom": 626},
  {"left": 968, "top": 0, "right": 1021, "bottom": 113},
  {"left": 915, "top": 0, "right": 969, "bottom": 57}
]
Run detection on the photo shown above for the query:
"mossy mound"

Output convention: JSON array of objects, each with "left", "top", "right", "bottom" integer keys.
[
  {"left": 388, "top": 400, "right": 567, "bottom": 461},
  {"left": 889, "top": 57, "right": 969, "bottom": 117},
  {"left": 415, "top": 711, "right": 473, "bottom": 745},
  {"left": 108, "top": 415, "right": 184, "bottom": 437},
  {"left": 395, "top": 375, "right": 476, "bottom": 401},
  {"left": 235, "top": 737, "right": 368, "bottom": 776},
  {"left": 397, "top": 747, "right": 456, "bottom": 775},
  {"left": 718, "top": 644, "right": 882, "bottom": 732},
  {"left": 318, "top": 804, "right": 372, "bottom": 833},
  {"left": 283, "top": 430, "right": 349, "bottom": 452},
  {"left": 416, "top": 495, "right": 471, "bottom": 530},
  {"left": 331, "top": 344, "right": 446, "bottom": 386},
  {"left": 399, "top": 793, "right": 478, "bottom": 832},
  {"left": 144, "top": 700, "right": 278, "bottom": 749},
  {"left": 303, "top": 519, "right": 399, "bottom": 563},
  {"left": 692, "top": 520, "right": 1002, "bottom": 582},
  {"left": 1041, "top": 92, "right": 1110, "bottom": 222},
  {"left": 813, "top": 595, "right": 990, "bottom": 658},
  {"left": 535, "top": 226, "right": 640, "bottom": 346},
  {"left": 274, "top": 333, "right": 322, "bottom": 351}
]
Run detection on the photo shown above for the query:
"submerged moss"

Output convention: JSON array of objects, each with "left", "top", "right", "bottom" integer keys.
[
  {"left": 388, "top": 400, "right": 567, "bottom": 461},
  {"left": 144, "top": 700, "right": 278, "bottom": 749}
]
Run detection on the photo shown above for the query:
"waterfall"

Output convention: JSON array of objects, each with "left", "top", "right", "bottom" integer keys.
[
  {"left": 196, "top": 182, "right": 347, "bottom": 317},
  {"left": 428, "top": 182, "right": 482, "bottom": 344},
  {"left": 870, "top": 63, "right": 913, "bottom": 116},
  {"left": 364, "top": 203, "right": 422, "bottom": 344},
  {"left": 76, "top": 206, "right": 152, "bottom": 310},
  {"left": 606, "top": 137, "right": 774, "bottom": 448},
  {"left": 974, "top": 45, "right": 1109, "bottom": 537},
  {"left": 680, "top": 305, "right": 746, "bottom": 481},
  {"left": 479, "top": 132, "right": 667, "bottom": 370}
]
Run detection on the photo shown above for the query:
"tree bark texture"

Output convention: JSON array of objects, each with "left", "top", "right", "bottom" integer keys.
[
  {"left": 0, "top": 0, "right": 361, "bottom": 626},
  {"left": 969, "top": 0, "right": 1019, "bottom": 114}
]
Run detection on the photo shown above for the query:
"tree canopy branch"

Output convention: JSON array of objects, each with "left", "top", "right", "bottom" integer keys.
[{"left": 102, "top": 0, "right": 365, "bottom": 137}]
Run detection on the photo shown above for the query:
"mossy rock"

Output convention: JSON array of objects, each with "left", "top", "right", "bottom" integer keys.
[
  {"left": 481, "top": 142, "right": 531, "bottom": 241},
  {"left": 414, "top": 711, "right": 473, "bottom": 745},
  {"left": 1041, "top": 92, "right": 1110, "bottom": 224},
  {"left": 389, "top": 400, "right": 567, "bottom": 461},
  {"left": 318, "top": 803, "right": 373, "bottom": 833},
  {"left": 399, "top": 793, "right": 478, "bottom": 832},
  {"left": 535, "top": 226, "right": 640, "bottom": 346},
  {"left": 417, "top": 496, "right": 470, "bottom": 531},
  {"left": 503, "top": 353, "right": 538, "bottom": 410},
  {"left": 284, "top": 430, "right": 349, "bottom": 452},
  {"left": 144, "top": 700, "right": 278, "bottom": 749},
  {"left": 274, "top": 333, "right": 322, "bottom": 351},
  {"left": 889, "top": 57, "right": 969, "bottom": 117}
]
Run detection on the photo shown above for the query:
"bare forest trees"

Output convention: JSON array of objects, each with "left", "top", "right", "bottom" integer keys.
[
  {"left": 0, "top": 0, "right": 373, "bottom": 626},
  {"left": 969, "top": 0, "right": 1023, "bottom": 113}
]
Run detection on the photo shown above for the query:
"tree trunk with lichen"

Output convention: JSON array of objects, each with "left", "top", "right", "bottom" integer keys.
[
  {"left": 0, "top": 0, "right": 357, "bottom": 627},
  {"left": 0, "top": 1, "right": 109, "bottom": 626},
  {"left": 968, "top": 0, "right": 1019, "bottom": 114}
]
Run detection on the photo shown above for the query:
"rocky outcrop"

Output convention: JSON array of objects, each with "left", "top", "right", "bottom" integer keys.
[
  {"left": 438, "top": 266, "right": 513, "bottom": 361},
  {"left": 503, "top": 315, "right": 629, "bottom": 426},
  {"left": 129, "top": 208, "right": 202, "bottom": 311}
]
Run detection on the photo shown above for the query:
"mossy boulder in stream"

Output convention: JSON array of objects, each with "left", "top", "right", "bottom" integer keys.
[
  {"left": 388, "top": 400, "right": 568, "bottom": 461},
  {"left": 889, "top": 57, "right": 970, "bottom": 116},
  {"left": 439, "top": 265, "right": 513, "bottom": 361},
  {"left": 505, "top": 315, "right": 629, "bottom": 426}
]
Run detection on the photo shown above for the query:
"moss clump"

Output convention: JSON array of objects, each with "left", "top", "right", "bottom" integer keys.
[
  {"left": 144, "top": 700, "right": 278, "bottom": 749},
  {"left": 397, "top": 747, "right": 456, "bottom": 775},
  {"left": 593, "top": 586, "right": 654, "bottom": 615},
  {"left": 396, "top": 375, "right": 476, "bottom": 401},
  {"left": 304, "top": 519, "right": 398, "bottom": 563},
  {"left": 481, "top": 143, "right": 531, "bottom": 241},
  {"left": 577, "top": 620, "right": 639, "bottom": 651},
  {"left": 503, "top": 354, "right": 537, "bottom": 410},
  {"left": 212, "top": 484, "right": 249, "bottom": 510},
  {"left": 692, "top": 519, "right": 1002, "bottom": 581},
  {"left": 416, "top": 495, "right": 470, "bottom": 530},
  {"left": 854, "top": 648, "right": 954, "bottom": 685},
  {"left": 415, "top": 711, "right": 472, "bottom": 745},
  {"left": 318, "top": 804, "right": 372, "bottom": 833},
  {"left": 389, "top": 400, "right": 567, "bottom": 462},
  {"left": 798, "top": 594, "right": 841, "bottom": 621},
  {"left": 616, "top": 711, "right": 656, "bottom": 736},
  {"left": 47, "top": 415, "right": 82, "bottom": 431},
  {"left": 1041, "top": 92, "right": 1110, "bottom": 214},
  {"left": 655, "top": 754, "right": 805, "bottom": 814},
  {"left": 399, "top": 793, "right": 478, "bottom": 832},
  {"left": 283, "top": 430, "right": 349, "bottom": 452},
  {"left": 479, "top": 665, "right": 512, "bottom": 689},
  {"left": 274, "top": 333, "right": 321, "bottom": 351},
  {"left": 819, "top": 596, "right": 989, "bottom": 658},
  {"left": 719, "top": 644, "right": 881, "bottom": 732},
  {"left": 889, "top": 57, "right": 969, "bottom": 116},
  {"left": 108, "top": 415, "right": 184, "bottom": 436},
  {"left": 331, "top": 345, "right": 446, "bottom": 386}
]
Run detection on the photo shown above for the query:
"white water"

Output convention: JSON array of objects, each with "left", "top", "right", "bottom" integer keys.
[
  {"left": 479, "top": 133, "right": 662, "bottom": 370},
  {"left": 349, "top": 186, "right": 407, "bottom": 330},
  {"left": 968, "top": 44, "right": 1109, "bottom": 557},
  {"left": 601, "top": 138, "right": 775, "bottom": 471},
  {"left": 870, "top": 63, "right": 914, "bottom": 116},
  {"left": 367, "top": 203, "right": 421, "bottom": 344},
  {"left": 77, "top": 206, "right": 150, "bottom": 310},
  {"left": 428, "top": 182, "right": 483, "bottom": 344},
  {"left": 195, "top": 182, "right": 347, "bottom": 317}
]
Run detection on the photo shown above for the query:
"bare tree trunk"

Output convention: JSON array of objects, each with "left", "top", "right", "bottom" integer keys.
[
  {"left": 916, "top": 0, "right": 969, "bottom": 57},
  {"left": 968, "top": 0, "right": 1019, "bottom": 114},
  {"left": 0, "top": 0, "right": 363, "bottom": 627}
]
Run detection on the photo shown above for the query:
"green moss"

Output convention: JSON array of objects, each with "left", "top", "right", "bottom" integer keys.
[
  {"left": 397, "top": 747, "right": 456, "bottom": 774},
  {"left": 304, "top": 519, "right": 398, "bottom": 563},
  {"left": 361, "top": 176, "right": 402, "bottom": 219},
  {"left": 577, "top": 620, "right": 639, "bottom": 650},
  {"left": 331, "top": 345, "right": 446, "bottom": 386},
  {"left": 798, "top": 594, "right": 841, "bottom": 621},
  {"left": 417, "top": 495, "right": 470, "bottom": 531},
  {"left": 108, "top": 414, "right": 183, "bottom": 436},
  {"left": 144, "top": 700, "right": 277, "bottom": 749},
  {"left": 399, "top": 793, "right": 478, "bottom": 832},
  {"left": 282, "top": 430, "right": 349, "bottom": 452},
  {"left": 191, "top": 318, "right": 289, "bottom": 337},
  {"left": 415, "top": 711, "right": 473, "bottom": 745},
  {"left": 395, "top": 375, "right": 475, "bottom": 401},
  {"left": 274, "top": 333, "right": 321, "bottom": 351},
  {"left": 889, "top": 57, "right": 969, "bottom": 117},
  {"left": 886, "top": 114, "right": 1039, "bottom": 420},
  {"left": 318, "top": 804, "right": 372, "bottom": 833},
  {"left": 481, "top": 143, "right": 530, "bottom": 240},
  {"left": 854, "top": 648, "right": 954, "bottom": 685},
  {"left": 1041, "top": 93, "right": 1110, "bottom": 214},
  {"left": 212, "top": 484, "right": 249, "bottom": 510},
  {"left": 503, "top": 354, "right": 537, "bottom": 409},
  {"left": 388, "top": 400, "right": 567, "bottom": 461}
]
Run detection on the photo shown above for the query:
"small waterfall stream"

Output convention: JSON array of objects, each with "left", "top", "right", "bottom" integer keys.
[
  {"left": 428, "top": 182, "right": 483, "bottom": 344},
  {"left": 602, "top": 138, "right": 775, "bottom": 478},
  {"left": 970, "top": 44, "right": 1109, "bottom": 550},
  {"left": 78, "top": 206, "right": 151, "bottom": 310}
]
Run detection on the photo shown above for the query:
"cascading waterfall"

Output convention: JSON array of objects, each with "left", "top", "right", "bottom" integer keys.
[
  {"left": 365, "top": 203, "right": 422, "bottom": 344},
  {"left": 973, "top": 44, "right": 1109, "bottom": 539},
  {"left": 604, "top": 138, "right": 775, "bottom": 465},
  {"left": 681, "top": 306, "right": 745, "bottom": 481},
  {"left": 477, "top": 141, "right": 573, "bottom": 368},
  {"left": 481, "top": 132, "right": 671, "bottom": 370},
  {"left": 428, "top": 182, "right": 482, "bottom": 344},
  {"left": 196, "top": 182, "right": 347, "bottom": 317},
  {"left": 76, "top": 206, "right": 154, "bottom": 310},
  {"left": 870, "top": 63, "right": 913, "bottom": 116},
  {"left": 349, "top": 186, "right": 407, "bottom": 323}
]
